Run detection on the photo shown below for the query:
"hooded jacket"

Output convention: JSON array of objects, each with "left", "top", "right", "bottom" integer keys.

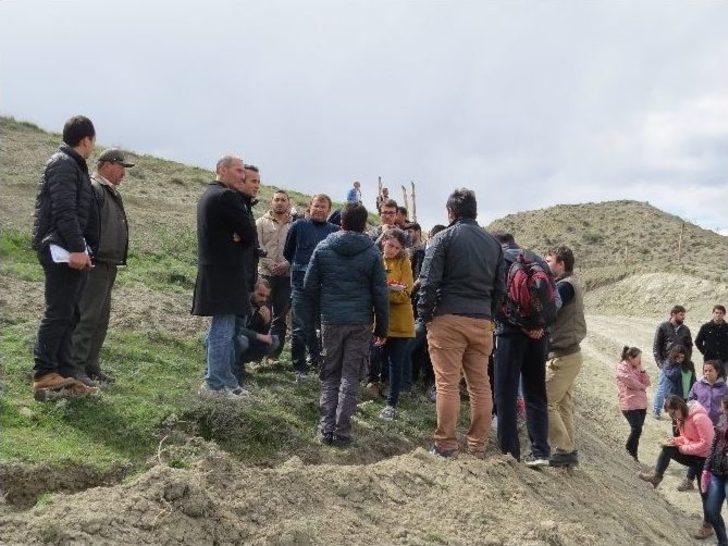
[
  {"left": 695, "top": 320, "right": 728, "bottom": 362},
  {"left": 672, "top": 401, "right": 714, "bottom": 458},
  {"left": 303, "top": 231, "right": 389, "bottom": 337},
  {"left": 689, "top": 377, "right": 728, "bottom": 425},
  {"left": 663, "top": 358, "right": 696, "bottom": 400},
  {"left": 615, "top": 360, "right": 651, "bottom": 411}
]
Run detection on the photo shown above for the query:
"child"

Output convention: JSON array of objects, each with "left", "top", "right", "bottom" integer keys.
[
  {"left": 702, "top": 396, "right": 728, "bottom": 546},
  {"left": 616, "top": 346, "right": 651, "bottom": 460},
  {"left": 662, "top": 345, "right": 693, "bottom": 400}
]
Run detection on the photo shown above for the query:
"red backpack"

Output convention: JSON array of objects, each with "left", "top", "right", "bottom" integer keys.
[{"left": 503, "top": 251, "right": 557, "bottom": 330}]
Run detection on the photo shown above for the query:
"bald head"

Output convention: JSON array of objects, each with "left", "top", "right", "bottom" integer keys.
[{"left": 215, "top": 155, "right": 245, "bottom": 187}]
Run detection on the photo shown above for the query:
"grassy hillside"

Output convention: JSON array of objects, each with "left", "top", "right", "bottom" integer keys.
[{"left": 487, "top": 200, "right": 728, "bottom": 289}]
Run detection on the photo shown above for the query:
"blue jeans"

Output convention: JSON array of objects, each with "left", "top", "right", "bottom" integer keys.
[
  {"left": 204, "top": 314, "right": 240, "bottom": 390},
  {"left": 385, "top": 338, "right": 410, "bottom": 407},
  {"left": 291, "top": 287, "right": 320, "bottom": 373},
  {"left": 653, "top": 369, "right": 667, "bottom": 415},
  {"left": 706, "top": 473, "right": 728, "bottom": 545}
]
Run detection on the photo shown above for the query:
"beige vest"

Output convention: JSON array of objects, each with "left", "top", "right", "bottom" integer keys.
[
  {"left": 256, "top": 211, "right": 292, "bottom": 276},
  {"left": 549, "top": 274, "right": 586, "bottom": 358}
]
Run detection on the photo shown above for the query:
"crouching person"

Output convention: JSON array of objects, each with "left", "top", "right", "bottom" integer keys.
[
  {"left": 304, "top": 203, "right": 388, "bottom": 447},
  {"left": 233, "top": 279, "right": 280, "bottom": 383}
]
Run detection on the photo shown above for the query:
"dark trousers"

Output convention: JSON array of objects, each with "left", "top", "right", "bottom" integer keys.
[
  {"left": 622, "top": 409, "right": 646, "bottom": 459},
  {"left": 494, "top": 332, "right": 550, "bottom": 460},
  {"left": 262, "top": 275, "right": 290, "bottom": 359},
  {"left": 70, "top": 262, "right": 118, "bottom": 375},
  {"left": 33, "top": 256, "right": 88, "bottom": 379},
  {"left": 655, "top": 446, "right": 708, "bottom": 521},
  {"left": 384, "top": 338, "right": 409, "bottom": 407},
  {"left": 291, "top": 287, "right": 320, "bottom": 373}
]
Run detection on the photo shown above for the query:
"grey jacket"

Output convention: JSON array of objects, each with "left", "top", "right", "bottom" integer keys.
[
  {"left": 417, "top": 218, "right": 506, "bottom": 322},
  {"left": 303, "top": 230, "right": 389, "bottom": 337}
]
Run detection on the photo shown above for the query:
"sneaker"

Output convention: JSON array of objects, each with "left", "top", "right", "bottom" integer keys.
[
  {"left": 677, "top": 477, "right": 695, "bottom": 492},
  {"left": 32, "top": 372, "right": 77, "bottom": 392},
  {"left": 638, "top": 471, "right": 663, "bottom": 488},
  {"left": 549, "top": 450, "right": 579, "bottom": 468},
  {"left": 429, "top": 445, "right": 458, "bottom": 459},
  {"left": 491, "top": 415, "right": 498, "bottom": 432},
  {"left": 693, "top": 522, "right": 713, "bottom": 540},
  {"left": 523, "top": 453, "right": 550, "bottom": 468},
  {"left": 379, "top": 405, "right": 397, "bottom": 420},
  {"left": 332, "top": 435, "right": 352, "bottom": 448},
  {"left": 198, "top": 383, "right": 245, "bottom": 399},
  {"left": 66, "top": 381, "right": 100, "bottom": 396},
  {"left": 74, "top": 373, "right": 99, "bottom": 388}
]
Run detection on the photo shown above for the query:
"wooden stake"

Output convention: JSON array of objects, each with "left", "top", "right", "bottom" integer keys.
[
  {"left": 411, "top": 181, "right": 417, "bottom": 222},
  {"left": 677, "top": 221, "right": 684, "bottom": 263}
]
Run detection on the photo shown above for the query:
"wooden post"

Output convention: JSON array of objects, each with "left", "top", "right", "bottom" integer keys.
[
  {"left": 401, "top": 185, "right": 408, "bottom": 215},
  {"left": 378, "top": 176, "right": 382, "bottom": 198},
  {"left": 410, "top": 181, "right": 417, "bottom": 222},
  {"left": 677, "top": 221, "right": 685, "bottom": 264}
]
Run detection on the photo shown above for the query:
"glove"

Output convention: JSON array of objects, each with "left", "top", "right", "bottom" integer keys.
[{"left": 701, "top": 470, "right": 711, "bottom": 495}]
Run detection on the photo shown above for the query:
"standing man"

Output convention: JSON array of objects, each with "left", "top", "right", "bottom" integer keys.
[
  {"left": 31, "top": 115, "right": 100, "bottom": 397},
  {"left": 369, "top": 198, "right": 398, "bottom": 245},
  {"left": 652, "top": 305, "right": 693, "bottom": 419},
  {"left": 256, "top": 187, "right": 293, "bottom": 362},
  {"left": 304, "top": 202, "right": 388, "bottom": 446},
  {"left": 493, "top": 232, "right": 557, "bottom": 467},
  {"left": 544, "top": 245, "right": 586, "bottom": 467},
  {"left": 346, "top": 180, "right": 362, "bottom": 204},
  {"left": 70, "top": 149, "right": 133, "bottom": 387},
  {"left": 695, "top": 305, "right": 728, "bottom": 373},
  {"left": 418, "top": 188, "right": 506, "bottom": 459},
  {"left": 283, "top": 194, "right": 339, "bottom": 380},
  {"left": 192, "top": 155, "right": 259, "bottom": 398}
]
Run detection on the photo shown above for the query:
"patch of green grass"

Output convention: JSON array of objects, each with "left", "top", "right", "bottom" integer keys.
[{"left": 0, "top": 228, "right": 42, "bottom": 282}]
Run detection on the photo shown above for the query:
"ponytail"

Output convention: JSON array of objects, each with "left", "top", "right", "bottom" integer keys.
[{"left": 621, "top": 346, "right": 641, "bottom": 361}]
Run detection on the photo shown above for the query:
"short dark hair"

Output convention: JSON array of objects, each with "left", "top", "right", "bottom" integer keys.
[
  {"left": 272, "top": 189, "right": 289, "bottom": 198},
  {"left": 446, "top": 188, "right": 477, "bottom": 220},
  {"left": 547, "top": 245, "right": 575, "bottom": 273},
  {"left": 668, "top": 344, "right": 686, "bottom": 360},
  {"left": 382, "top": 227, "right": 407, "bottom": 249},
  {"left": 397, "top": 206, "right": 408, "bottom": 216},
  {"left": 380, "top": 198, "right": 398, "bottom": 211},
  {"left": 244, "top": 164, "right": 259, "bottom": 172},
  {"left": 714, "top": 305, "right": 726, "bottom": 314},
  {"left": 62, "top": 115, "right": 95, "bottom": 147},
  {"left": 492, "top": 231, "right": 515, "bottom": 245},
  {"left": 341, "top": 203, "right": 368, "bottom": 232},
  {"left": 406, "top": 222, "right": 422, "bottom": 233},
  {"left": 429, "top": 224, "right": 446, "bottom": 238},
  {"left": 670, "top": 305, "right": 687, "bottom": 315}
]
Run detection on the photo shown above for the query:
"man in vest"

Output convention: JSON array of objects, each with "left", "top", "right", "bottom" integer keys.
[
  {"left": 544, "top": 245, "right": 586, "bottom": 468},
  {"left": 70, "top": 149, "right": 133, "bottom": 386}
]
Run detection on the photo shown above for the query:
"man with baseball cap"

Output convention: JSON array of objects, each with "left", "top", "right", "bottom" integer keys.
[{"left": 70, "top": 148, "right": 133, "bottom": 386}]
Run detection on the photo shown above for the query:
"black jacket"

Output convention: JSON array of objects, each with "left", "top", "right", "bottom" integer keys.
[
  {"left": 417, "top": 218, "right": 506, "bottom": 323},
  {"left": 696, "top": 321, "right": 728, "bottom": 362},
  {"left": 653, "top": 320, "right": 693, "bottom": 367},
  {"left": 32, "top": 145, "right": 100, "bottom": 256},
  {"left": 191, "top": 182, "right": 258, "bottom": 316}
]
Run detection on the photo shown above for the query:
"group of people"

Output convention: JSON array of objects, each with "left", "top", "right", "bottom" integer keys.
[
  {"left": 616, "top": 304, "right": 728, "bottom": 542},
  {"left": 30, "top": 115, "right": 728, "bottom": 545}
]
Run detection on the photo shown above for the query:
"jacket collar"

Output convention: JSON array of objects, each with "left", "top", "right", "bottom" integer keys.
[
  {"left": 264, "top": 210, "right": 292, "bottom": 224},
  {"left": 59, "top": 144, "right": 89, "bottom": 173},
  {"left": 448, "top": 218, "right": 478, "bottom": 228}
]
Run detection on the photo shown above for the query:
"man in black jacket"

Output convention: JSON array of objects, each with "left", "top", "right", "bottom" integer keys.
[
  {"left": 31, "top": 115, "right": 100, "bottom": 397},
  {"left": 192, "top": 155, "right": 259, "bottom": 398},
  {"left": 70, "top": 149, "right": 133, "bottom": 387},
  {"left": 418, "top": 188, "right": 506, "bottom": 459},
  {"left": 652, "top": 305, "right": 693, "bottom": 418},
  {"left": 696, "top": 305, "right": 728, "bottom": 372}
]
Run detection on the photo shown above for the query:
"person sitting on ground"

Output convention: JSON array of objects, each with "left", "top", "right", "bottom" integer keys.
[
  {"left": 233, "top": 279, "right": 279, "bottom": 383},
  {"left": 679, "top": 360, "right": 728, "bottom": 492},
  {"left": 419, "top": 188, "right": 506, "bottom": 459},
  {"left": 375, "top": 228, "right": 415, "bottom": 420},
  {"left": 639, "top": 395, "right": 715, "bottom": 540},
  {"left": 653, "top": 305, "right": 693, "bottom": 419},
  {"left": 701, "top": 396, "right": 728, "bottom": 545},
  {"left": 303, "top": 202, "right": 388, "bottom": 447},
  {"left": 616, "top": 346, "right": 651, "bottom": 461},
  {"left": 696, "top": 305, "right": 728, "bottom": 375},
  {"left": 662, "top": 345, "right": 695, "bottom": 401}
]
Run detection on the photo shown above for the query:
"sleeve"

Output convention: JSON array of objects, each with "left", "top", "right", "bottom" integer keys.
[
  {"left": 653, "top": 325, "right": 665, "bottom": 367},
  {"left": 616, "top": 366, "right": 650, "bottom": 391},
  {"left": 704, "top": 428, "right": 720, "bottom": 474},
  {"left": 283, "top": 221, "right": 298, "bottom": 264},
  {"left": 372, "top": 255, "right": 390, "bottom": 338},
  {"left": 492, "top": 248, "right": 508, "bottom": 319},
  {"left": 688, "top": 383, "right": 697, "bottom": 401},
  {"left": 256, "top": 218, "right": 275, "bottom": 271},
  {"left": 663, "top": 362, "right": 682, "bottom": 382},
  {"left": 696, "top": 325, "right": 707, "bottom": 355},
  {"left": 639, "top": 370, "right": 651, "bottom": 387},
  {"left": 389, "top": 259, "right": 414, "bottom": 304},
  {"left": 684, "top": 327, "right": 694, "bottom": 361},
  {"left": 219, "top": 191, "right": 255, "bottom": 248},
  {"left": 46, "top": 160, "right": 86, "bottom": 252},
  {"left": 557, "top": 282, "right": 575, "bottom": 306},
  {"left": 678, "top": 413, "right": 715, "bottom": 456},
  {"left": 417, "top": 235, "right": 446, "bottom": 322}
]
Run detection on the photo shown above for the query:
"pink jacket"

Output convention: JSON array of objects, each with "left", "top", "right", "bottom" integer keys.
[
  {"left": 673, "top": 401, "right": 715, "bottom": 458},
  {"left": 616, "top": 361, "right": 651, "bottom": 411}
]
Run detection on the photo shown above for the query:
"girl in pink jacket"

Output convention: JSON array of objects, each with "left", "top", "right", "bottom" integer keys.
[{"left": 616, "top": 346, "right": 651, "bottom": 460}]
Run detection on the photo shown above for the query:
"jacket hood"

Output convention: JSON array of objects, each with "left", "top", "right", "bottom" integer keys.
[
  {"left": 688, "top": 400, "right": 709, "bottom": 418},
  {"left": 697, "top": 377, "right": 726, "bottom": 387},
  {"left": 326, "top": 231, "right": 375, "bottom": 257}
]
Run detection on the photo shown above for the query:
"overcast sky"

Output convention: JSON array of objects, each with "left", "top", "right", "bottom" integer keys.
[{"left": 2, "top": 1, "right": 728, "bottom": 230}]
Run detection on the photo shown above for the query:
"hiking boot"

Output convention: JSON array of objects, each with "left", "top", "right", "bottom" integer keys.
[
  {"left": 332, "top": 435, "right": 352, "bottom": 448},
  {"left": 638, "top": 471, "right": 663, "bottom": 488},
  {"left": 89, "top": 370, "right": 115, "bottom": 385},
  {"left": 66, "top": 381, "right": 100, "bottom": 396},
  {"left": 32, "top": 373, "right": 77, "bottom": 392},
  {"left": 693, "top": 522, "right": 713, "bottom": 540},
  {"left": 550, "top": 450, "right": 579, "bottom": 468},
  {"left": 677, "top": 477, "right": 695, "bottom": 492},
  {"left": 75, "top": 373, "right": 99, "bottom": 388},
  {"left": 523, "top": 453, "right": 550, "bottom": 468},
  {"left": 379, "top": 405, "right": 397, "bottom": 420},
  {"left": 429, "top": 445, "right": 458, "bottom": 459}
]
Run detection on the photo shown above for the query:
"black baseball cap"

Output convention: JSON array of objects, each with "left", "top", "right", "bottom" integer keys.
[{"left": 98, "top": 148, "right": 135, "bottom": 167}]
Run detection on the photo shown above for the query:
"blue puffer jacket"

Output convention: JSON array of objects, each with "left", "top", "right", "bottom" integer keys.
[{"left": 303, "top": 231, "right": 389, "bottom": 337}]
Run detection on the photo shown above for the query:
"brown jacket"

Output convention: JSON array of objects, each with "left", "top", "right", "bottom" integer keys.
[{"left": 256, "top": 210, "right": 292, "bottom": 277}]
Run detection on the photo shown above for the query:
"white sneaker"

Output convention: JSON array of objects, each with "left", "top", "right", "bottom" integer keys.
[
  {"left": 523, "top": 453, "right": 550, "bottom": 468},
  {"left": 379, "top": 405, "right": 397, "bottom": 420}
]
